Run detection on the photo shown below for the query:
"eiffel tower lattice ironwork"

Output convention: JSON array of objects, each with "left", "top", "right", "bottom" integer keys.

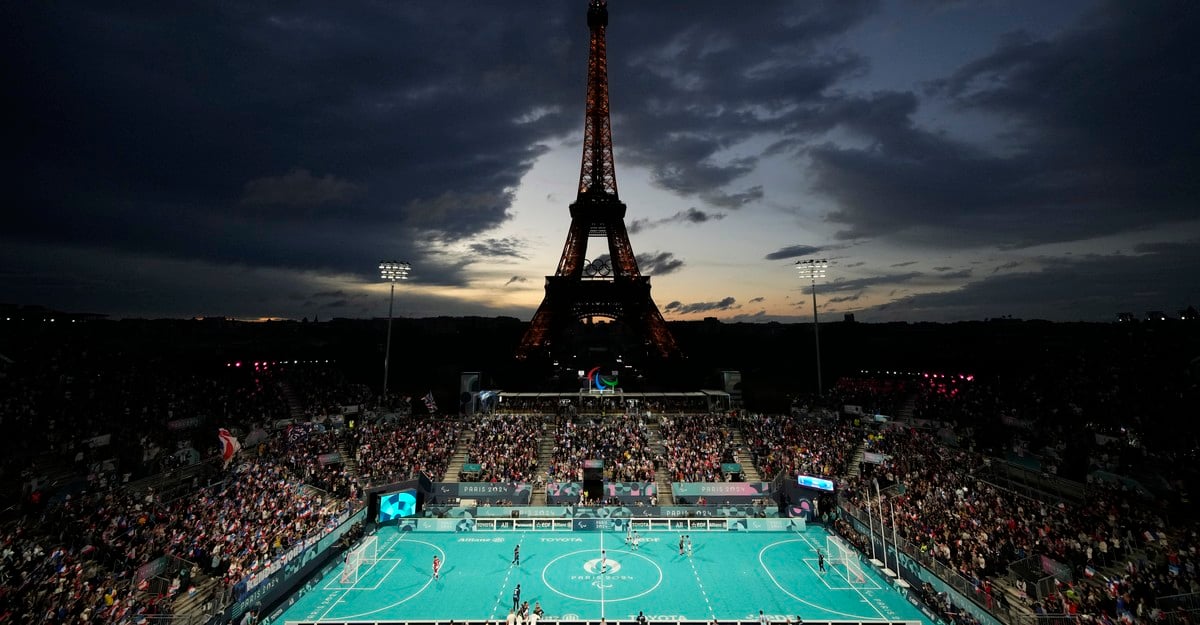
[{"left": 516, "top": 0, "right": 679, "bottom": 361}]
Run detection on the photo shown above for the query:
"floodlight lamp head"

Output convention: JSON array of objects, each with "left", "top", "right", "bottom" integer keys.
[
  {"left": 794, "top": 258, "right": 829, "bottom": 281},
  {"left": 379, "top": 261, "right": 411, "bottom": 282}
]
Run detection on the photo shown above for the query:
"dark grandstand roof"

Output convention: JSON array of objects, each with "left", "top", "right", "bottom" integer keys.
[{"left": 495, "top": 390, "right": 729, "bottom": 398}]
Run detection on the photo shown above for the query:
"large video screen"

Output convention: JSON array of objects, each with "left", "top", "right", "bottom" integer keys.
[
  {"left": 377, "top": 488, "right": 419, "bottom": 523},
  {"left": 797, "top": 475, "right": 835, "bottom": 492}
]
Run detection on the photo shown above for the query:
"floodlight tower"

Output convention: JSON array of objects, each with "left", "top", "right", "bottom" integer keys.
[
  {"left": 379, "top": 261, "right": 411, "bottom": 402},
  {"left": 796, "top": 259, "right": 828, "bottom": 395}
]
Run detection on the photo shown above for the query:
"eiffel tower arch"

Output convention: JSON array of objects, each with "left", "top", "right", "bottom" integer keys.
[{"left": 516, "top": 0, "right": 680, "bottom": 365}]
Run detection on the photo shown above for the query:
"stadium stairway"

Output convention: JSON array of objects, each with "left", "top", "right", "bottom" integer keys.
[
  {"left": 336, "top": 438, "right": 360, "bottom": 482},
  {"left": 846, "top": 440, "right": 868, "bottom": 479},
  {"left": 646, "top": 421, "right": 675, "bottom": 504},
  {"left": 28, "top": 453, "right": 80, "bottom": 498},
  {"left": 441, "top": 428, "right": 473, "bottom": 482},
  {"left": 992, "top": 578, "right": 1038, "bottom": 623},
  {"left": 277, "top": 381, "right": 306, "bottom": 419},
  {"left": 170, "top": 575, "right": 222, "bottom": 625},
  {"left": 531, "top": 433, "right": 555, "bottom": 505},
  {"left": 728, "top": 428, "right": 761, "bottom": 482},
  {"left": 897, "top": 392, "right": 918, "bottom": 422}
]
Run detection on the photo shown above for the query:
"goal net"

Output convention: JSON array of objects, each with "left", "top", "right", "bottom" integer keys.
[
  {"left": 341, "top": 535, "right": 378, "bottom": 585},
  {"left": 826, "top": 534, "right": 867, "bottom": 585}
]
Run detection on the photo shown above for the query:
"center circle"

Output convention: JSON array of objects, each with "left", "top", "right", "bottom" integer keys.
[{"left": 541, "top": 549, "right": 663, "bottom": 603}]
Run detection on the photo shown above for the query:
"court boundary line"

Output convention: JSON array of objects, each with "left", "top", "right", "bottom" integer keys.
[
  {"left": 686, "top": 541, "right": 716, "bottom": 620},
  {"left": 326, "top": 535, "right": 457, "bottom": 622},
  {"left": 319, "top": 533, "right": 409, "bottom": 622},
  {"left": 599, "top": 529, "right": 606, "bottom": 621},
  {"left": 323, "top": 530, "right": 407, "bottom": 592},
  {"left": 291, "top": 529, "right": 925, "bottom": 624},
  {"left": 490, "top": 532, "right": 526, "bottom": 621},
  {"left": 798, "top": 533, "right": 888, "bottom": 619},
  {"left": 539, "top": 548, "right": 664, "bottom": 604},
  {"left": 798, "top": 556, "right": 883, "bottom": 591},
  {"left": 758, "top": 538, "right": 887, "bottom": 621},
  {"left": 324, "top": 558, "right": 404, "bottom": 591},
  {"left": 797, "top": 532, "right": 883, "bottom": 592},
  {"left": 800, "top": 557, "right": 846, "bottom": 590}
]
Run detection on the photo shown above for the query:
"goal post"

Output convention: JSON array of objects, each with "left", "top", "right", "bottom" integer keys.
[
  {"left": 826, "top": 534, "right": 867, "bottom": 585},
  {"left": 359, "top": 535, "right": 378, "bottom": 563},
  {"left": 341, "top": 535, "right": 378, "bottom": 585}
]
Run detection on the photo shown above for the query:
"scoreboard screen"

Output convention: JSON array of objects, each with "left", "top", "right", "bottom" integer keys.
[
  {"left": 797, "top": 475, "right": 834, "bottom": 492},
  {"left": 376, "top": 488, "right": 419, "bottom": 523}
]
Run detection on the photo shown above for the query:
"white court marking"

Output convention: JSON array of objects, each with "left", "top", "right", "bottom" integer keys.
[
  {"left": 798, "top": 534, "right": 888, "bottom": 618},
  {"left": 324, "top": 558, "right": 403, "bottom": 591},
  {"left": 758, "top": 539, "right": 887, "bottom": 621},
  {"left": 796, "top": 532, "right": 882, "bottom": 592},
  {"left": 321, "top": 535, "right": 449, "bottom": 621},
  {"left": 540, "top": 548, "right": 664, "bottom": 604}
]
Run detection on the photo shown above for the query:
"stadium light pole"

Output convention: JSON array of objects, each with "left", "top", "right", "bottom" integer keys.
[
  {"left": 379, "top": 261, "right": 411, "bottom": 403},
  {"left": 872, "top": 477, "right": 887, "bottom": 569},
  {"left": 796, "top": 259, "right": 828, "bottom": 395},
  {"left": 866, "top": 498, "right": 879, "bottom": 562},
  {"left": 888, "top": 497, "right": 900, "bottom": 575}
]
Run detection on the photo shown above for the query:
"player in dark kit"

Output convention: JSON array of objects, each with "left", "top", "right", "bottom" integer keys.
[
  {"left": 818, "top": 551, "right": 826, "bottom": 573},
  {"left": 512, "top": 584, "right": 521, "bottom": 611},
  {"left": 512, "top": 544, "right": 520, "bottom": 566}
]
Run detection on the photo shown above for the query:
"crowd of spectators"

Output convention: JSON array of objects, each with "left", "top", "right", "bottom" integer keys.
[
  {"left": 843, "top": 422, "right": 1197, "bottom": 624},
  {"left": 740, "top": 414, "right": 860, "bottom": 480},
  {"left": 658, "top": 414, "right": 735, "bottom": 483},
  {"left": 281, "top": 365, "right": 371, "bottom": 422},
  {"left": 2, "top": 320, "right": 1197, "bottom": 625},
  {"left": 547, "top": 416, "right": 657, "bottom": 482},
  {"left": 0, "top": 451, "right": 351, "bottom": 624},
  {"left": 0, "top": 511, "right": 170, "bottom": 623},
  {"left": 806, "top": 350, "right": 1200, "bottom": 625},
  {"left": 352, "top": 418, "right": 461, "bottom": 487},
  {"left": 160, "top": 456, "right": 350, "bottom": 588},
  {"left": 267, "top": 423, "right": 355, "bottom": 498},
  {"left": 0, "top": 334, "right": 399, "bottom": 625},
  {"left": 463, "top": 416, "right": 541, "bottom": 483},
  {"left": 817, "top": 376, "right": 910, "bottom": 419},
  {"left": 2, "top": 349, "right": 293, "bottom": 507},
  {"left": 489, "top": 394, "right": 715, "bottom": 416}
]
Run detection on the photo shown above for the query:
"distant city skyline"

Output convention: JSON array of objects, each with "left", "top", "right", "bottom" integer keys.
[{"left": 5, "top": 1, "right": 1198, "bottom": 322}]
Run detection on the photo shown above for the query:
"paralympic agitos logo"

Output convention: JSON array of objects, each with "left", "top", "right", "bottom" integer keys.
[{"left": 587, "top": 367, "right": 618, "bottom": 391}]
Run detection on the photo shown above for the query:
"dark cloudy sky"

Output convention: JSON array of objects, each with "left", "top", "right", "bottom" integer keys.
[{"left": 5, "top": 1, "right": 1198, "bottom": 322}]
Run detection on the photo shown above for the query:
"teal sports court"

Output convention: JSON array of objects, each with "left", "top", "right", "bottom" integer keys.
[{"left": 278, "top": 522, "right": 931, "bottom": 624}]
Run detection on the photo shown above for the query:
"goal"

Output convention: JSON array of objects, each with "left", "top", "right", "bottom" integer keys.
[
  {"left": 341, "top": 535, "right": 378, "bottom": 585},
  {"left": 826, "top": 534, "right": 867, "bottom": 585}
]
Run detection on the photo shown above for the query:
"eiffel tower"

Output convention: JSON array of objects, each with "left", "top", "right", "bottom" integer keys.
[{"left": 517, "top": 0, "right": 680, "bottom": 362}]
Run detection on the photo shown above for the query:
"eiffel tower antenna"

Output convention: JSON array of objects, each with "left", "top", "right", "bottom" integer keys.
[
  {"left": 579, "top": 0, "right": 618, "bottom": 200},
  {"left": 517, "top": 0, "right": 680, "bottom": 361}
]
